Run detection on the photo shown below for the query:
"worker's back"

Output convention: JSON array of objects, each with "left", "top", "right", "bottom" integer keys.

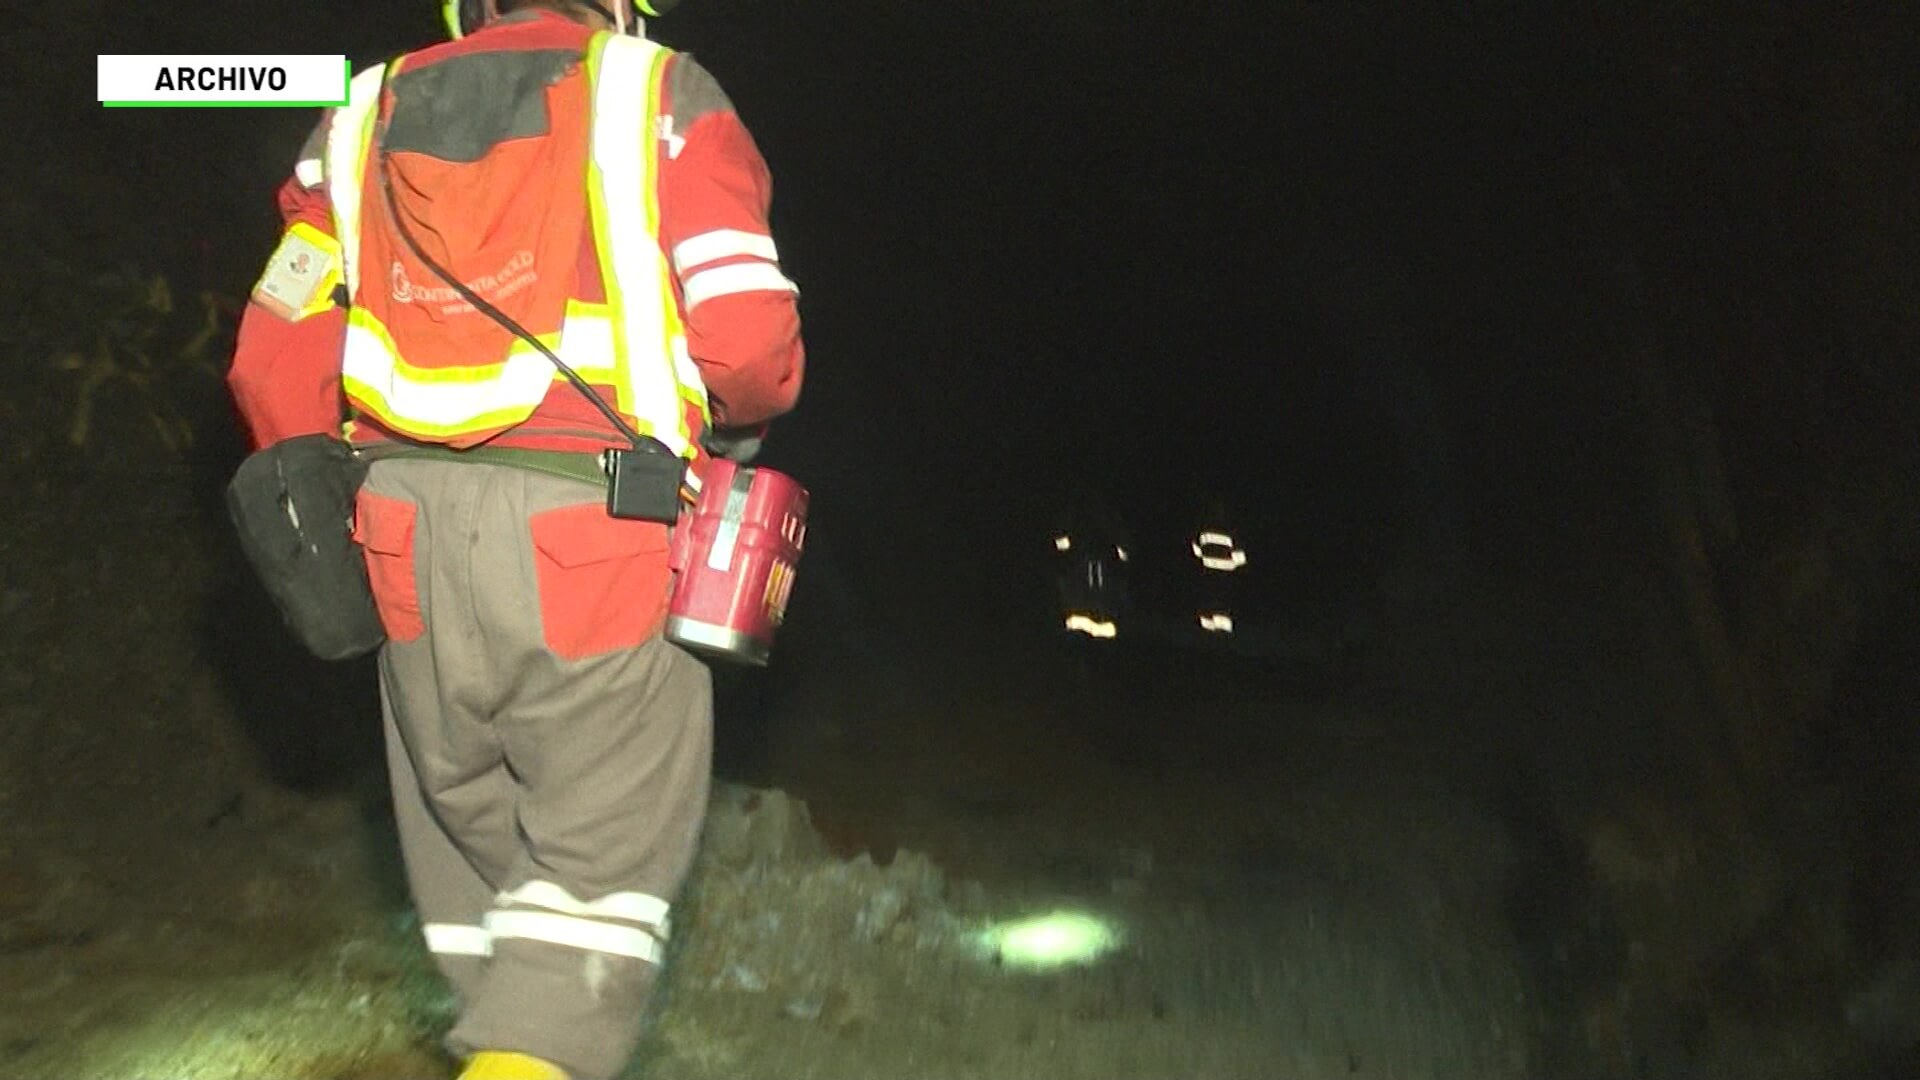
[
  {"left": 227, "top": 6, "right": 808, "bottom": 1080},
  {"left": 355, "top": 18, "right": 597, "bottom": 392}
]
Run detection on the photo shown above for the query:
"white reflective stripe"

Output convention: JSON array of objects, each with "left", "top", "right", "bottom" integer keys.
[
  {"left": 326, "top": 64, "right": 387, "bottom": 299},
  {"left": 295, "top": 157, "right": 324, "bottom": 189},
  {"left": 681, "top": 263, "right": 798, "bottom": 311},
  {"left": 423, "top": 922, "right": 494, "bottom": 957},
  {"left": 669, "top": 334, "right": 703, "bottom": 408},
  {"left": 1198, "top": 612, "right": 1235, "bottom": 633},
  {"left": 671, "top": 229, "right": 780, "bottom": 278},
  {"left": 485, "top": 909, "right": 662, "bottom": 962},
  {"left": 341, "top": 311, "right": 618, "bottom": 427},
  {"left": 1192, "top": 534, "right": 1247, "bottom": 571},
  {"left": 591, "top": 34, "right": 696, "bottom": 456},
  {"left": 497, "top": 881, "right": 671, "bottom": 929},
  {"left": 541, "top": 314, "right": 617, "bottom": 377},
  {"left": 1064, "top": 613, "right": 1117, "bottom": 639},
  {"left": 343, "top": 324, "right": 561, "bottom": 425}
]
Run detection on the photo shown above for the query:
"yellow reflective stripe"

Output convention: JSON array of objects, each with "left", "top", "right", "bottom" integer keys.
[
  {"left": 546, "top": 300, "right": 619, "bottom": 382},
  {"left": 638, "top": 60, "right": 704, "bottom": 427},
  {"left": 640, "top": 46, "right": 703, "bottom": 441},
  {"left": 344, "top": 340, "right": 615, "bottom": 439},
  {"left": 329, "top": 62, "right": 388, "bottom": 299},
  {"left": 342, "top": 372, "right": 540, "bottom": 441},
  {"left": 671, "top": 335, "right": 706, "bottom": 419},
  {"left": 584, "top": 34, "right": 631, "bottom": 419},
  {"left": 346, "top": 309, "right": 516, "bottom": 384},
  {"left": 344, "top": 309, "right": 625, "bottom": 440},
  {"left": 348, "top": 61, "right": 388, "bottom": 291},
  {"left": 587, "top": 34, "right": 703, "bottom": 454},
  {"left": 345, "top": 306, "right": 617, "bottom": 385},
  {"left": 342, "top": 315, "right": 552, "bottom": 434}
]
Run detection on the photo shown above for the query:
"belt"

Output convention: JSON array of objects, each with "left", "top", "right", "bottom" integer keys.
[{"left": 354, "top": 442, "right": 609, "bottom": 489}]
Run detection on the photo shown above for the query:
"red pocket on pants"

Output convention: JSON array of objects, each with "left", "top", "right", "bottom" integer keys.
[
  {"left": 529, "top": 504, "right": 671, "bottom": 661},
  {"left": 352, "top": 489, "right": 425, "bottom": 643}
]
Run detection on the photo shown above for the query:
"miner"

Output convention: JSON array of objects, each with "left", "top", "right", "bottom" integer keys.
[{"left": 225, "top": 1, "right": 805, "bottom": 1076}]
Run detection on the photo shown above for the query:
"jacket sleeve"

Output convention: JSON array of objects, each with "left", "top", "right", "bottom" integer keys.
[
  {"left": 226, "top": 120, "right": 349, "bottom": 450},
  {"left": 657, "top": 55, "right": 805, "bottom": 432}
]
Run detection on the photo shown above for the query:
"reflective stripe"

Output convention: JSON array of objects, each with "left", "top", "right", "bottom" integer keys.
[
  {"left": 326, "top": 41, "right": 706, "bottom": 450},
  {"left": 669, "top": 335, "right": 704, "bottom": 419},
  {"left": 295, "top": 157, "right": 324, "bottom": 189},
  {"left": 1064, "top": 613, "right": 1118, "bottom": 639},
  {"left": 343, "top": 322, "right": 561, "bottom": 430},
  {"left": 423, "top": 922, "right": 494, "bottom": 957},
  {"left": 497, "top": 880, "right": 671, "bottom": 932},
  {"left": 1191, "top": 532, "right": 1247, "bottom": 571},
  {"left": 343, "top": 305, "right": 616, "bottom": 403},
  {"left": 485, "top": 909, "right": 663, "bottom": 962},
  {"left": 671, "top": 229, "right": 779, "bottom": 277},
  {"left": 589, "top": 34, "right": 699, "bottom": 453},
  {"left": 340, "top": 307, "right": 628, "bottom": 439},
  {"left": 681, "top": 262, "right": 797, "bottom": 311},
  {"left": 327, "top": 64, "right": 389, "bottom": 300}
]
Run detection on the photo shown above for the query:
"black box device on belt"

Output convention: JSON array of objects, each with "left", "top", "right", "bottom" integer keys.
[{"left": 603, "top": 445, "right": 687, "bottom": 524}]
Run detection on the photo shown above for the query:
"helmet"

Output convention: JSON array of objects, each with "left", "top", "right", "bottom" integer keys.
[{"left": 443, "top": 0, "right": 683, "bottom": 40}]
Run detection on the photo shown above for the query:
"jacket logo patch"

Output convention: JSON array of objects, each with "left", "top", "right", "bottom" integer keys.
[{"left": 389, "top": 250, "right": 538, "bottom": 316}]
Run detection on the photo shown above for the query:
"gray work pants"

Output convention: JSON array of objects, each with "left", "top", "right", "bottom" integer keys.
[{"left": 358, "top": 458, "right": 712, "bottom": 1080}]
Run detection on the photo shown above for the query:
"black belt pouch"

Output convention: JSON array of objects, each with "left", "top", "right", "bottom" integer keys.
[{"left": 225, "top": 434, "right": 387, "bottom": 661}]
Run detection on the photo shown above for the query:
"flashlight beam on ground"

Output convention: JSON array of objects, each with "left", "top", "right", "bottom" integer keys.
[{"left": 975, "top": 910, "right": 1123, "bottom": 971}]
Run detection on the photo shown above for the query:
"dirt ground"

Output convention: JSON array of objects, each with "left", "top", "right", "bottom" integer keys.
[{"left": 0, "top": 465, "right": 1887, "bottom": 1079}]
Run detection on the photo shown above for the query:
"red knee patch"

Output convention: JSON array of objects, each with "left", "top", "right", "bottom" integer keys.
[
  {"left": 529, "top": 503, "right": 671, "bottom": 661},
  {"left": 353, "top": 489, "right": 426, "bottom": 643}
]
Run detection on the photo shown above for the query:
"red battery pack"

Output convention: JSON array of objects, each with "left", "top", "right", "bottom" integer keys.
[{"left": 666, "top": 461, "right": 808, "bottom": 666}]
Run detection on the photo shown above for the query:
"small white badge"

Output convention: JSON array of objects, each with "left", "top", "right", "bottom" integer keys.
[{"left": 252, "top": 231, "right": 335, "bottom": 321}]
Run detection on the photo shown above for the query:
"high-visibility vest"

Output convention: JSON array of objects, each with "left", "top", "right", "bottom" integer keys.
[{"left": 325, "top": 32, "right": 708, "bottom": 454}]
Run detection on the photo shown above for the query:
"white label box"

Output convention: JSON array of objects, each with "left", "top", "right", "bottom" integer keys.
[{"left": 99, "top": 55, "right": 350, "bottom": 107}]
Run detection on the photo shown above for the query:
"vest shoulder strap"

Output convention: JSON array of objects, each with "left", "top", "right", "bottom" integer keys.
[{"left": 326, "top": 62, "right": 392, "bottom": 298}]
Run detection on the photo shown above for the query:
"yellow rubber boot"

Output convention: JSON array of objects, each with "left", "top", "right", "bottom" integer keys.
[{"left": 457, "top": 1051, "right": 572, "bottom": 1080}]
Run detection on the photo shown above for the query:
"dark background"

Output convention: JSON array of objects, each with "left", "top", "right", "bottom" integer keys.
[
  {"left": 5, "top": 3, "right": 1919, "bottom": 1076},
  {"left": 24, "top": 3, "right": 1911, "bottom": 618}
]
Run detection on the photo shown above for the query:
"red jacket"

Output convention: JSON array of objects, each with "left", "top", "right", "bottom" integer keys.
[{"left": 228, "top": 10, "right": 804, "bottom": 453}]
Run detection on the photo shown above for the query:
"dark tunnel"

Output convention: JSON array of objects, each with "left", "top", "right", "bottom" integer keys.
[{"left": 1, "top": 3, "right": 1916, "bottom": 1077}]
